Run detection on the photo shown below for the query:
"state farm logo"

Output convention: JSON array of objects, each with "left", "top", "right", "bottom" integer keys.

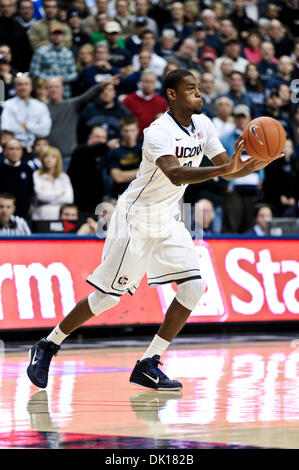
[{"left": 0, "top": 262, "right": 76, "bottom": 320}]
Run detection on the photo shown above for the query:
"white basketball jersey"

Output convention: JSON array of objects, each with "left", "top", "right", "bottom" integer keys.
[{"left": 118, "top": 111, "right": 225, "bottom": 235}]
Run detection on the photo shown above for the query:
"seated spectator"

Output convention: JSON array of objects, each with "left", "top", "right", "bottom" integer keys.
[
  {"left": 212, "top": 96, "right": 235, "bottom": 136},
  {"left": 122, "top": 70, "right": 168, "bottom": 137},
  {"left": 0, "top": 44, "right": 17, "bottom": 75},
  {"left": 147, "top": 0, "right": 171, "bottom": 34},
  {"left": 243, "top": 30, "right": 262, "bottom": 63},
  {"left": 103, "top": 20, "right": 131, "bottom": 69},
  {"left": 79, "top": 81, "right": 131, "bottom": 143},
  {"left": 278, "top": 83, "right": 293, "bottom": 118},
  {"left": 265, "top": 3, "right": 280, "bottom": 21},
  {"left": 80, "top": 43, "right": 119, "bottom": 89},
  {"left": 212, "top": 1, "right": 225, "bottom": 22},
  {"left": 202, "top": 8, "right": 226, "bottom": 52},
  {"left": 67, "top": 8, "right": 92, "bottom": 60},
  {"left": 184, "top": 1, "right": 200, "bottom": 27},
  {"left": 158, "top": 29, "right": 178, "bottom": 60},
  {"left": 0, "top": 53, "right": 16, "bottom": 100},
  {"left": 125, "top": 18, "right": 150, "bottom": 56},
  {"left": 131, "top": 0, "right": 159, "bottom": 36},
  {"left": 72, "top": 0, "right": 89, "bottom": 19},
  {"left": 76, "top": 43, "right": 95, "bottom": 73},
  {"left": 0, "top": 192, "right": 31, "bottom": 235},
  {"left": 229, "top": 0, "right": 256, "bottom": 40},
  {"left": 0, "top": 0, "right": 32, "bottom": 72},
  {"left": 15, "top": 0, "right": 35, "bottom": 32},
  {"left": 220, "top": 105, "right": 263, "bottom": 233},
  {"left": 292, "top": 106, "right": 299, "bottom": 150},
  {"left": 224, "top": 71, "right": 254, "bottom": 116},
  {"left": 263, "top": 138, "right": 298, "bottom": 217},
  {"left": 26, "top": 136, "right": 48, "bottom": 170},
  {"left": 89, "top": 12, "right": 125, "bottom": 48},
  {"left": 47, "top": 76, "right": 103, "bottom": 167},
  {"left": 106, "top": 116, "right": 142, "bottom": 198},
  {"left": 191, "top": 21, "right": 217, "bottom": 63},
  {"left": 0, "top": 139, "right": 34, "bottom": 219},
  {"left": 1, "top": 74, "right": 52, "bottom": 154},
  {"left": 162, "top": 2, "right": 193, "bottom": 42},
  {"left": 0, "top": 130, "right": 14, "bottom": 155},
  {"left": 33, "top": 78, "right": 49, "bottom": 103},
  {"left": 30, "top": 23, "right": 77, "bottom": 99},
  {"left": 261, "top": 90, "right": 294, "bottom": 140},
  {"left": 113, "top": 0, "right": 135, "bottom": 39},
  {"left": 83, "top": 0, "right": 113, "bottom": 36},
  {"left": 167, "top": 37, "right": 203, "bottom": 73},
  {"left": 214, "top": 38, "right": 249, "bottom": 79},
  {"left": 214, "top": 57, "right": 234, "bottom": 95},
  {"left": 200, "top": 72, "right": 217, "bottom": 115},
  {"left": 291, "top": 39, "right": 299, "bottom": 73},
  {"left": 267, "top": 19, "right": 293, "bottom": 58},
  {"left": 265, "top": 56, "right": 295, "bottom": 92},
  {"left": 193, "top": 198, "right": 216, "bottom": 237},
  {"left": 257, "top": 41, "right": 278, "bottom": 85},
  {"left": 59, "top": 203, "right": 97, "bottom": 235},
  {"left": 68, "top": 126, "right": 117, "bottom": 212},
  {"left": 244, "top": 63, "right": 265, "bottom": 116},
  {"left": 257, "top": 18, "right": 270, "bottom": 42},
  {"left": 131, "top": 29, "right": 167, "bottom": 77},
  {"left": 201, "top": 52, "right": 216, "bottom": 74},
  {"left": 246, "top": 204, "right": 274, "bottom": 236},
  {"left": 216, "top": 18, "right": 239, "bottom": 56},
  {"left": 31, "top": 146, "right": 74, "bottom": 220},
  {"left": 28, "top": 0, "right": 72, "bottom": 51}
]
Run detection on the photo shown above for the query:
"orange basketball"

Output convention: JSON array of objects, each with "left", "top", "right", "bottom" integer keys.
[{"left": 243, "top": 116, "right": 286, "bottom": 161}]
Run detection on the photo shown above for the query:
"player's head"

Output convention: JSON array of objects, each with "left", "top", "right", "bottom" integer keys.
[{"left": 163, "top": 69, "right": 202, "bottom": 114}]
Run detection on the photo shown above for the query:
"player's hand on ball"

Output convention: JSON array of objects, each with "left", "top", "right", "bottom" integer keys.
[{"left": 226, "top": 136, "right": 251, "bottom": 174}]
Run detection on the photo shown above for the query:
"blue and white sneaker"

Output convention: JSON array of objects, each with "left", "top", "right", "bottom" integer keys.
[
  {"left": 27, "top": 338, "right": 60, "bottom": 388},
  {"left": 129, "top": 355, "right": 182, "bottom": 391}
]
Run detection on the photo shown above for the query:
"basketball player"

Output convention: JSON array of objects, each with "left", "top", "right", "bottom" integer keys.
[{"left": 27, "top": 69, "right": 282, "bottom": 391}]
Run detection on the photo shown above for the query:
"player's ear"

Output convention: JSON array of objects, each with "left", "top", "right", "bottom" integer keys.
[{"left": 166, "top": 87, "right": 176, "bottom": 102}]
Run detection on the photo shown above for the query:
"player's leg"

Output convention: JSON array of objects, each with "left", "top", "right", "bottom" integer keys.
[{"left": 130, "top": 222, "right": 206, "bottom": 391}]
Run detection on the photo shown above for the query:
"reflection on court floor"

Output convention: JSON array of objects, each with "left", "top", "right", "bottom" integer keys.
[{"left": 0, "top": 337, "right": 299, "bottom": 448}]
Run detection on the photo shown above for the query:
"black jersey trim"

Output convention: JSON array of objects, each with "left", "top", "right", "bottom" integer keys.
[
  {"left": 86, "top": 279, "right": 122, "bottom": 297},
  {"left": 147, "top": 268, "right": 201, "bottom": 280},
  {"left": 167, "top": 111, "right": 196, "bottom": 137},
  {"left": 148, "top": 275, "right": 202, "bottom": 286}
]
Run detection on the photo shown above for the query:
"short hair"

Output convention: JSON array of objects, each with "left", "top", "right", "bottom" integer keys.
[
  {"left": 229, "top": 70, "right": 244, "bottom": 80},
  {"left": 140, "top": 29, "right": 154, "bottom": 40},
  {"left": 162, "top": 68, "right": 193, "bottom": 100},
  {"left": 254, "top": 203, "right": 274, "bottom": 218},
  {"left": 120, "top": 115, "right": 139, "bottom": 128},
  {"left": 0, "top": 192, "right": 16, "bottom": 203},
  {"left": 59, "top": 204, "right": 79, "bottom": 217}
]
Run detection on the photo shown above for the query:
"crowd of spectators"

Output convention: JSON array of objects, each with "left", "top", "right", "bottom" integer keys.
[{"left": 0, "top": 0, "right": 298, "bottom": 237}]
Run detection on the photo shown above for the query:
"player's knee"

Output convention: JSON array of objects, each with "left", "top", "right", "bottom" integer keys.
[
  {"left": 176, "top": 278, "right": 206, "bottom": 311},
  {"left": 88, "top": 290, "right": 120, "bottom": 316}
]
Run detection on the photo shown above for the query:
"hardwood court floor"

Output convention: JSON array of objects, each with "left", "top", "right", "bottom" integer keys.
[{"left": 0, "top": 335, "right": 299, "bottom": 449}]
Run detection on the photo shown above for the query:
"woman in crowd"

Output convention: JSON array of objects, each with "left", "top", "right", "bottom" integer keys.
[{"left": 31, "top": 146, "right": 74, "bottom": 221}]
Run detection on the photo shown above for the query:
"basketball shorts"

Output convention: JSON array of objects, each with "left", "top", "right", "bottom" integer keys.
[{"left": 86, "top": 206, "right": 202, "bottom": 297}]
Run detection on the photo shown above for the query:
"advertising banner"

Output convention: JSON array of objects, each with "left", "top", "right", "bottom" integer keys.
[{"left": 0, "top": 237, "right": 298, "bottom": 329}]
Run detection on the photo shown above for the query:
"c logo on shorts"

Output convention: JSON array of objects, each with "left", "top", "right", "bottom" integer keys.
[{"left": 118, "top": 275, "right": 129, "bottom": 286}]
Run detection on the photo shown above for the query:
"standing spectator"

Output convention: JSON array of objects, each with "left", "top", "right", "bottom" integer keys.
[
  {"left": 0, "top": 193, "right": 31, "bottom": 235},
  {"left": 79, "top": 81, "right": 131, "bottom": 142},
  {"left": 224, "top": 71, "right": 254, "bottom": 115},
  {"left": 167, "top": 37, "right": 203, "bottom": 73},
  {"left": 220, "top": 105, "right": 263, "bottom": 234},
  {"left": 162, "top": 2, "right": 193, "bottom": 43},
  {"left": 131, "top": 0, "right": 159, "bottom": 36},
  {"left": 16, "top": 0, "right": 36, "bottom": 32},
  {"left": 246, "top": 204, "right": 274, "bottom": 236},
  {"left": 106, "top": 116, "right": 142, "bottom": 198},
  {"left": 47, "top": 76, "right": 103, "bottom": 167},
  {"left": 67, "top": 8, "right": 91, "bottom": 60},
  {"left": 267, "top": 19, "right": 293, "bottom": 58},
  {"left": 131, "top": 29, "right": 167, "bottom": 77},
  {"left": 79, "top": 43, "right": 119, "bottom": 89},
  {"left": 113, "top": 0, "right": 135, "bottom": 39},
  {"left": 229, "top": 0, "right": 256, "bottom": 40},
  {"left": 243, "top": 30, "right": 262, "bottom": 63},
  {"left": 1, "top": 75, "right": 52, "bottom": 153},
  {"left": 244, "top": 63, "right": 265, "bottom": 116},
  {"left": 214, "top": 38, "right": 249, "bottom": 79},
  {"left": 0, "top": 0, "right": 32, "bottom": 72},
  {"left": 0, "top": 54, "right": 16, "bottom": 100},
  {"left": 122, "top": 70, "right": 168, "bottom": 137},
  {"left": 0, "top": 139, "right": 34, "bottom": 219},
  {"left": 28, "top": 0, "right": 72, "bottom": 51},
  {"left": 263, "top": 138, "right": 298, "bottom": 217},
  {"left": 68, "top": 126, "right": 113, "bottom": 212},
  {"left": 103, "top": 20, "right": 131, "bottom": 69},
  {"left": 30, "top": 23, "right": 77, "bottom": 98},
  {"left": 212, "top": 96, "right": 235, "bottom": 136},
  {"left": 257, "top": 41, "right": 278, "bottom": 85},
  {"left": 31, "top": 146, "right": 74, "bottom": 220},
  {"left": 200, "top": 72, "right": 217, "bottom": 115}
]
